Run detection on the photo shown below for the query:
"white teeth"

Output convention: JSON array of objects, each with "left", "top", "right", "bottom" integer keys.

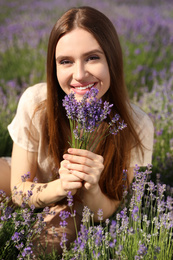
[{"left": 75, "top": 83, "right": 94, "bottom": 90}]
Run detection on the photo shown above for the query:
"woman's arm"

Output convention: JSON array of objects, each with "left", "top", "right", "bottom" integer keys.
[
  {"left": 10, "top": 143, "right": 82, "bottom": 208},
  {"left": 80, "top": 167, "right": 134, "bottom": 222},
  {"left": 81, "top": 185, "right": 120, "bottom": 222}
]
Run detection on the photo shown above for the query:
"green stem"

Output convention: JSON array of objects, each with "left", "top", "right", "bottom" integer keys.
[{"left": 70, "top": 206, "right": 78, "bottom": 239}]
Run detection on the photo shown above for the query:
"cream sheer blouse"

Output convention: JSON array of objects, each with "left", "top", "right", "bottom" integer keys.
[{"left": 8, "top": 83, "right": 154, "bottom": 183}]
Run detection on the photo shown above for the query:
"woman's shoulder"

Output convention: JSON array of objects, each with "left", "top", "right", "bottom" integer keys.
[
  {"left": 129, "top": 103, "right": 154, "bottom": 167},
  {"left": 16, "top": 82, "right": 47, "bottom": 116},
  {"left": 20, "top": 82, "right": 47, "bottom": 104},
  {"left": 8, "top": 83, "right": 47, "bottom": 152},
  {"left": 130, "top": 103, "right": 154, "bottom": 131}
]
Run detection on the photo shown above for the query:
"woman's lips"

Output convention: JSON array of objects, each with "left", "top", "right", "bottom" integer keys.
[
  {"left": 71, "top": 82, "right": 97, "bottom": 95},
  {"left": 74, "top": 83, "right": 94, "bottom": 90},
  {"left": 71, "top": 83, "right": 96, "bottom": 89}
]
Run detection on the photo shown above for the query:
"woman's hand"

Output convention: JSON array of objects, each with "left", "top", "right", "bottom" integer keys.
[
  {"left": 62, "top": 148, "right": 118, "bottom": 222},
  {"left": 63, "top": 148, "right": 104, "bottom": 193},
  {"left": 59, "top": 159, "right": 83, "bottom": 196}
]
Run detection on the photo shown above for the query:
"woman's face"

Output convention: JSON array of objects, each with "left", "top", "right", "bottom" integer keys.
[{"left": 55, "top": 28, "right": 110, "bottom": 101}]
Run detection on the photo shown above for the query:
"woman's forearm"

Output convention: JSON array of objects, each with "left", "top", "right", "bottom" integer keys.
[
  {"left": 11, "top": 179, "right": 67, "bottom": 208},
  {"left": 81, "top": 185, "right": 120, "bottom": 222}
]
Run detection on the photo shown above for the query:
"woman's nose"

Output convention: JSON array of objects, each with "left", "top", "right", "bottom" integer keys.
[{"left": 73, "top": 61, "right": 87, "bottom": 81}]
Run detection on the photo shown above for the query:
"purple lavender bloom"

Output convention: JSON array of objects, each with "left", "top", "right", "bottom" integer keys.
[
  {"left": 76, "top": 88, "right": 108, "bottom": 132},
  {"left": 32, "top": 177, "right": 38, "bottom": 183},
  {"left": 132, "top": 206, "right": 139, "bottom": 221},
  {"left": 42, "top": 206, "right": 50, "bottom": 215},
  {"left": 1, "top": 206, "right": 13, "bottom": 221},
  {"left": 97, "top": 208, "right": 103, "bottom": 221},
  {"left": 109, "top": 239, "right": 117, "bottom": 248},
  {"left": 118, "top": 120, "right": 127, "bottom": 130},
  {"left": 59, "top": 210, "right": 70, "bottom": 221},
  {"left": 157, "top": 200, "right": 165, "bottom": 213},
  {"left": 62, "top": 92, "right": 78, "bottom": 120},
  {"left": 21, "top": 246, "right": 33, "bottom": 257},
  {"left": 154, "top": 246, "right": 161, "bottom": 254},
  {"left": 157, "top": 183, "right": 166, "bottom": 198},
  {"left": 27, "top": 190, "right": 33, "bottom": 198},
  {"left": 109, "top": 114, "right": 120, "bottom": 124},
  {"left": 59, "top": 210, "right": 70, "bottom": 228},
  {"left": 0, "top": 190, "right": 6, "bottom": 197},
  {"left": 60, "top": 232, "right": 68, "bottom": 250},
  {"left": 21, "top": 172, "right": 30, "bottom": 182},
  {"left": 15, "top": 242, "right": 24, "bottom": 250},
  {"left": 116, "top": 245, "right": 123, "bottom": 256},
  {"left": 12, "top": 232, "right": 22, "bottom": 242},
  {"left": 60, "top": 220, "right": 68, "bottom": 228},
  {"left": 166, "top": 196, "right": 173, "bottom": 211},
  {"left": 67, "top": 191, "right": 73, "bottom": 207},
  {"left": 37, "top": 213, "right": 44, "bottom": 222},
  {"left": 137, "top": 243, "right": 147, "bottom": 256},
  {"left": 75, "top": 224, "right": 89, "bottom": 252},
  {"left": 82, "top": 206, "right": 91, "bottom": 223},
  {"left": 93, "top": 225, "right": 103, "bottom": 247},
  {"left": 93, "top": 250, "right": 101, "bottom": 259},
  {"left": 147, "top": 181, "right": 156, "bottom": 194},
  {"left": 80, "top": 224, "right": 89, "bottom": 242},
  {"left": 109, "top": 220, "right": 117, "bottom": 239}
]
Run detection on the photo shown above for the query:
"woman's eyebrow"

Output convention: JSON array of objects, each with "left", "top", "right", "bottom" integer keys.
[
  {"left": 56, "top": 55, "right": 71, "bottom": 61},
  {"left": 82, "top": 49, "right": 104, "bottom": 56},
  {"left": 56, "top": 49, "right": 104, "bottom": 61}
]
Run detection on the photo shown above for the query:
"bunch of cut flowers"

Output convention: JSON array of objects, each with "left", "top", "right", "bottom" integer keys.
[{"left": 62, "top": 87, "right": 127, "bottom": 151}]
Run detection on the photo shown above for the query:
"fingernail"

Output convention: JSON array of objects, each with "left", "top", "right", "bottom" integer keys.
[{"left": 63, "top": 154, "right": 68, "bottom": 159}]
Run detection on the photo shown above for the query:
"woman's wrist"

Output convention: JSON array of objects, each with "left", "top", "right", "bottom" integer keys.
[
  {"left": 83, "top": 183, "right": 100, "bottom": 196},
  {"left": 81, "top": 184, "right": 118, "bottom": 221},
  {"left": 30, "top": 179, "right": 67, "bottom": 208}
]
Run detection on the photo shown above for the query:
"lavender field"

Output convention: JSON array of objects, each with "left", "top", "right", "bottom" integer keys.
[{"left": 0, "top": 0, "right": 173, "bottom": 258}]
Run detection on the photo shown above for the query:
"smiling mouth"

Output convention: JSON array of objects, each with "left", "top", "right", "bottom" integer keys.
[{"left": 71, "top": 83, "right": 96, "bottom": 90}]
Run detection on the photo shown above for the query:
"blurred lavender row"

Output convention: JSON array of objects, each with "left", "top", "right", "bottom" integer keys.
[{"left": 0, "top": 0, "right": 173, "bottom": 50}]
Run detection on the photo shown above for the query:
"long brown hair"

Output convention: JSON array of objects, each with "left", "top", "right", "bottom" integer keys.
[{"left": 42, "top": 6, "right": 143, "bottom": 201}]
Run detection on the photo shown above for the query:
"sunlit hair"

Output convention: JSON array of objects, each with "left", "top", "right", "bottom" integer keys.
[{"left": 39, "top": 6, "right": 143, "bottom": 201}]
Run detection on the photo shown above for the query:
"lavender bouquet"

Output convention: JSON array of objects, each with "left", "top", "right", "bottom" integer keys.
[{"left": 62, "top": 87, "right": 127, "bottom": 151}]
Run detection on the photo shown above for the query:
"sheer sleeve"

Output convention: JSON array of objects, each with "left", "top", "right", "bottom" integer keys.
[
  {"left": 8, "top": 83, "right": 47, "bottom": 152},
  {"left": 130, "top": 104, "right": 154, "bottom": 167}
]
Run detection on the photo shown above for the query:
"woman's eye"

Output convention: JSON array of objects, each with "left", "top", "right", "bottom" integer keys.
[
  {"left": 60, "top": 60, "right": 71, "bottom": 65},
  {"left": 87, "top": 56, "right": 100, "bottom": 61}
]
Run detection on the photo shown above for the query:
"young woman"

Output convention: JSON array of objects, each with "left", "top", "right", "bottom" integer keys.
[{"left": 0, "top": 6, "right": 154, "bottom": 253}]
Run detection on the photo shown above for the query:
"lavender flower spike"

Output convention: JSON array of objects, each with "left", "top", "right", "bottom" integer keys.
[{"left": 67, "top": 191, "right": 73, "bottom": 207}]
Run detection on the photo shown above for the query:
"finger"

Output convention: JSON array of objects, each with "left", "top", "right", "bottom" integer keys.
[
  {"left": 65, "top": 162, "right": 96, "bottom": 175},
  {"left": 59, "top": 162, "right": 83, "bottom": 184},
  {"left": 60, "top": 179, "right": 82, "bottom": 191},
  {"left": 63, "top": 154, "right": 103, "bottom": 169},
  {"left": 71, "top": 170, "right": 98, "bottom": 185},
  {"left": 60, "top": 159, "right": 70, "bottom": 169},
  {"left": 63, "top": 153, "right": 92, "bottom": 167},
  {"left": 60, "top": 173, "right": 83, "bottom": 191},
  {"left": 67, "top": 148, "right": 104, "bottom": 163},
  {"left": 64, "top": 158, "right": 104, "bottom": 177},
  {"left": 59, "top": 169, "right": 82, "bottom": 182}
]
